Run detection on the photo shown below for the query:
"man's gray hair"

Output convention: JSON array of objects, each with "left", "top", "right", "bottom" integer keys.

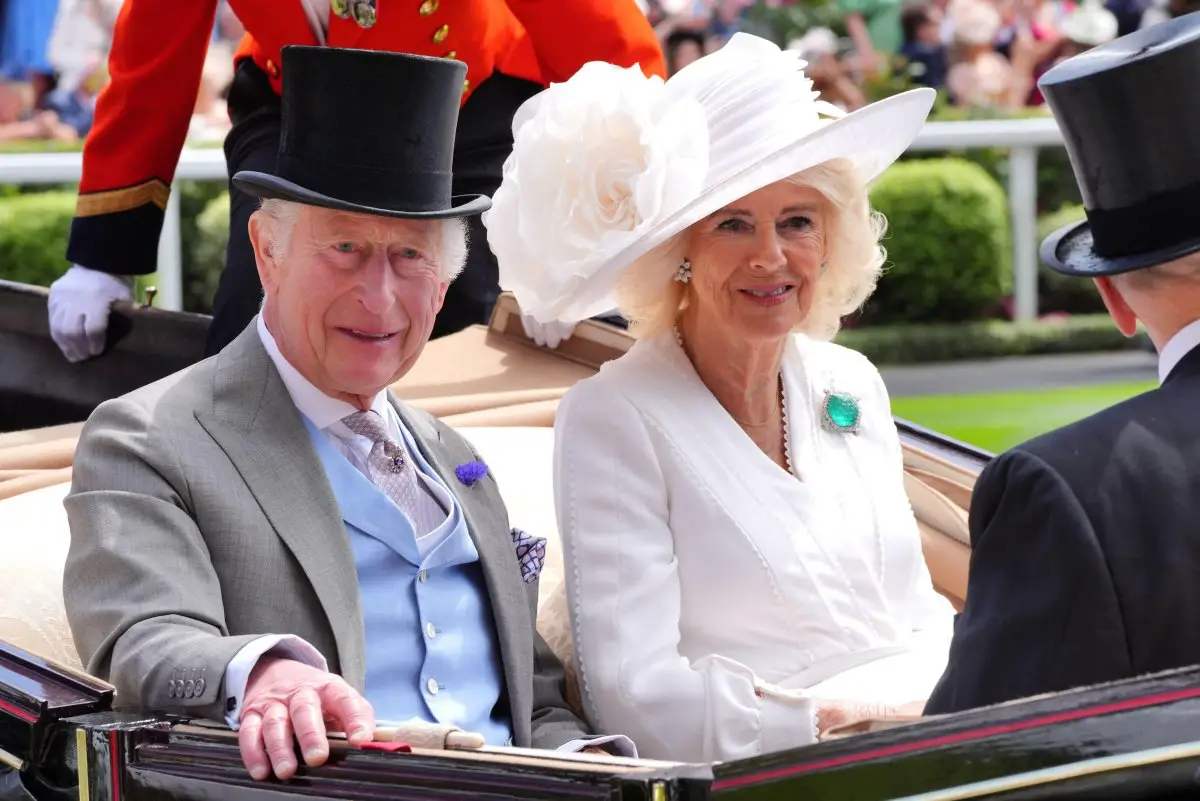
[{"left": 257, "top": 197, "right": 469, "bottom": 281}]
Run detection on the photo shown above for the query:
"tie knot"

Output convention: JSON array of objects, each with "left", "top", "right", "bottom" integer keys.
[{"left": 341, "top": 411, "right": 391, "bottom": 444}]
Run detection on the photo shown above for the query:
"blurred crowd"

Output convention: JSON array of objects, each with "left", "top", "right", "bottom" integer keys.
[
  {"left": 0, "top": 0, "right": 237, "bottom": 144},
  {"left": 645, "top": 0, "right": 1197, "bottom": 112},
  {"left": 0, "top": 0, "right": 1194, "bottom": 145}
]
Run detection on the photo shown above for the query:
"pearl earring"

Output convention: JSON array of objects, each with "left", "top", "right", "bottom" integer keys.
[{"left": 674, "top": 258, "right": 692, "bottom": 284}]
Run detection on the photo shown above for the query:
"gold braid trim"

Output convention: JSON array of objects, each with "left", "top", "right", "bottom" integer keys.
[{"left": 75, "top": 179, "right": 171, "bottom": 217}]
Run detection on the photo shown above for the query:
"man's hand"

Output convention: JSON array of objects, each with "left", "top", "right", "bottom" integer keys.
[
  {"left": 238, "top": 657, "right": 375, "bottom": 781},
  {"left": 47, "top": 265, "right": 134, "bottom": 362}
]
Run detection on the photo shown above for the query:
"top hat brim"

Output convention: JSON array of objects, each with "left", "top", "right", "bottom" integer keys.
[
  {"left": 1040, "top": 218, "right": 1200, "bottom": 277},
  {"left": 232, "top": 170, "right": 492, "bottom": 220}
]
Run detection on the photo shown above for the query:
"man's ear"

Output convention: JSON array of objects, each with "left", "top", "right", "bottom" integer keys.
[
  {"left": 247, "top": 211, "right": 278, "bottom": 294},
  {"left": 1094, "top": 276, "right": 1140, "bottom": 337},
  {"left": 434, "top": 280, "right": 449, "bottom": 314}
]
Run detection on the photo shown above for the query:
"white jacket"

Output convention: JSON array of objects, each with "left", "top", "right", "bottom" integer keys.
[{"left": 554, "top": 332, "right": 954, "bottom": 763}]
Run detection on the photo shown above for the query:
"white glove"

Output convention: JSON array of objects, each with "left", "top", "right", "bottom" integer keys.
[
  {"left": 48, "top": 264, "right": 134, "bottom": 363},
  {"left": 520, "top": 313, "right": 578, "bottom": 350}
]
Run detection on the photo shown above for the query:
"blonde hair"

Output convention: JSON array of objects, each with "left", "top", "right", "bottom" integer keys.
[{"left": 615, "top": 157, "right": 887, "bottom": 340}]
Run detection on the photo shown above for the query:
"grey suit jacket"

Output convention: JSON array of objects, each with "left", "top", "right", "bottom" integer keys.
[{"left": 62, "top": 325, "right": 591, "bottom": 750}]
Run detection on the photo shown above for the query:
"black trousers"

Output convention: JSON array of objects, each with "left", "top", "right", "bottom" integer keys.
[{"left": 205, "top": 59, "right": 542, "bottom": 357}]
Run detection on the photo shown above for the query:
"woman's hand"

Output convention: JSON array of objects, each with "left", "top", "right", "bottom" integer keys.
[{"left": 815, "top": 699, "right": 925, "bottom": 735}]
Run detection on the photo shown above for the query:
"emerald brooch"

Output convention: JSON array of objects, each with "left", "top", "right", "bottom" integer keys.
[{"left": 821, "top": 390, "right": 861, "bottom": 434}]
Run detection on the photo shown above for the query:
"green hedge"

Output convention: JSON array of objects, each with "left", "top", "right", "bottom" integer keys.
[
  {"left": 0, "top": 182, "right": 226, "bottom": 312},
  {"left": 188, "top": 191, "right": 230, "bottom": 314},
  {"left": 0, "top": 190, "right": 75, "bottom": 286},
  {"left": 836, "top": 313, "right": 1142, "bottom": 365},
  {"left": 0, "top": 159, "right": 1118, "bottom": 371},
  {"left": 1036, "top": 203, "right": 1105, "bottom": 315},
  {"left": 860, "top": 157, "right": 1011, "bottom": 325},
  {"left": 900, "top": 106, "right": 1083, "bottom": 216},
  {"left": 2, "top": 163, "right": 1013, "bottom": 330}
]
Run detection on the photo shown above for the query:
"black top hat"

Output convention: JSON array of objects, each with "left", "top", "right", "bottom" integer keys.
[
  {"left": 1038, "top": 12, "right": 1200, "bottom": 276},
  {"left": 233, "top": 46, "right": 490, "bottom": 219}
]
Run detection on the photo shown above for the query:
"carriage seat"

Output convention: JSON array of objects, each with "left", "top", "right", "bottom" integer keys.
[{"left": 0, "top": 480, "right": 84, "bottom": 672}]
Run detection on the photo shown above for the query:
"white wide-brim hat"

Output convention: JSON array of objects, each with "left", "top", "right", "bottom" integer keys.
[{"left": 483, "top": 33, "right": 935, "bottom": 324}]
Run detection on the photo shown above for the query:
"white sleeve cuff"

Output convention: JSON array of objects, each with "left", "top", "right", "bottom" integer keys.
[
  {"left": 755, "top": 682, "right": 819, "bottom": 753},
  {"left": 556, "top": 734, "right": 638, "bottom": 759},
  {"left": 223, "top": 635, "right": 327, "bottom": 729}
]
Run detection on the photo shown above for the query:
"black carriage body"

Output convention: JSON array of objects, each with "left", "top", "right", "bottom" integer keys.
[
  {"left": 0, "top": 280, "right": 207, "bottom": 433},
  {"left": 6, "top": 643, "right": 1200, "bottom": 801}
]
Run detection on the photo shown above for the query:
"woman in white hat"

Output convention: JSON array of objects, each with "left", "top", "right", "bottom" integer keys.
[{"left": 483, "top": 32, "right": 955, "bottom": 763}]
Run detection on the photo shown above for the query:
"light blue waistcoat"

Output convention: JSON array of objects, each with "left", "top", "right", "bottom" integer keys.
[{"left": 302, "top": 416, "right": 513, "bottom": 745}]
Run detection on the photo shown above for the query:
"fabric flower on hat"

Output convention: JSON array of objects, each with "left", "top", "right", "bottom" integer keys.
[{"left": 483, "top": 61, "right": 709, "bottom": 325}]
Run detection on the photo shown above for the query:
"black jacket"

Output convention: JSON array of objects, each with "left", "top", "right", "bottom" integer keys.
[{"left": 925, "top": 345, "right": 1200, "bottom": 715}]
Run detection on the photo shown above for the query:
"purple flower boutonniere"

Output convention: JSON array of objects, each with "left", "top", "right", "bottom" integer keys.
[{"left": 455, "top": 460, "right": 489, "bottom": 487}]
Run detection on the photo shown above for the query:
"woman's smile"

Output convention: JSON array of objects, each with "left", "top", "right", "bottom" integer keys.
[{"left": 739, "top": 283, "right": 797, "bottom": 306}]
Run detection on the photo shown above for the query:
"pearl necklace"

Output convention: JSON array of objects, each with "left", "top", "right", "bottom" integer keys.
[{"left": 673, "top": 324, "right": 795, "bottom": 476}]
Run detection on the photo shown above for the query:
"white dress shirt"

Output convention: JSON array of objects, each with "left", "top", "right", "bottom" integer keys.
[
  {"left": 555, "top": 332, "right": 955, "bottom": 763},
  {"left": 1157, "top": 317, "right": 1200, "bottom": 385}
]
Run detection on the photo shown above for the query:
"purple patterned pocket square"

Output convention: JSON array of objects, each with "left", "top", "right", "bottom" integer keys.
[{"left": 511, "top": 528, "right": 547, "bottom": 584}]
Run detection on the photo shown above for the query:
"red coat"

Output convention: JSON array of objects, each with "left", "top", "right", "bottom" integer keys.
[{"left": 67, "top": 0, "right": 666, "bottom": 276}]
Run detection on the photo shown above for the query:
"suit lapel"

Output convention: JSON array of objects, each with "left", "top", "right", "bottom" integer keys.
[
  {"left": 195, "top": 327, "right": 366, "bottom": 689},
  {"left": 392, "top": 397, "right": 533, "bottom": 740}
]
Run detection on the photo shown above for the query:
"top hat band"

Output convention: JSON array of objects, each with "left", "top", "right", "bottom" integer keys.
[{"left": 1087, "top": 180, "right": 1200, "bottom": 259}]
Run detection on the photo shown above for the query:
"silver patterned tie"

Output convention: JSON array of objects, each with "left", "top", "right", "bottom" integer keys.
[{"left": 340, "top": 410, "right": 431, "bottom": 522}]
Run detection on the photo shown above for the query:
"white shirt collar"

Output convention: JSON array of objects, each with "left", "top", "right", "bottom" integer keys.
[
  {"left": 1157, "top": 317, "right": 1200, "bottom": 385},
  {"left": 256, "top": 313, "right": 391, "bottom": 430}
]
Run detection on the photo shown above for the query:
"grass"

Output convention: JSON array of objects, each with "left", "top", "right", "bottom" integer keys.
[{"left": 891, "top": 380, "right": 1158, "bottom": 454}]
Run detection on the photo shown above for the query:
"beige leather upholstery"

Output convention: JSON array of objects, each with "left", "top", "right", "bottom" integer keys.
[{"left": 0, "top": 481, "right": 84, "bottom": 672}]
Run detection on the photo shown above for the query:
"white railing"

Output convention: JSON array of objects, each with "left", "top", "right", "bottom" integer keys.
[{"left": 0, "top": 117, "right": 1066, "bottom": 319}]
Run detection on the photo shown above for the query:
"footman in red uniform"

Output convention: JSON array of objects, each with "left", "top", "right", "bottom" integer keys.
[{"left": 47, "top": 0, "right": 665, "bottom": 362}]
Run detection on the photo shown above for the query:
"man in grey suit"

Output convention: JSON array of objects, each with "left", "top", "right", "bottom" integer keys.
[{"left": 61, "top": 45, "right": 628, "bottom": 782}]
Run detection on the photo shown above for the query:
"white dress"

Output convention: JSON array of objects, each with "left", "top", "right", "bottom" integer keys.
[{"left": 553, "top": 332, "right": 955, "bottom": 764}]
